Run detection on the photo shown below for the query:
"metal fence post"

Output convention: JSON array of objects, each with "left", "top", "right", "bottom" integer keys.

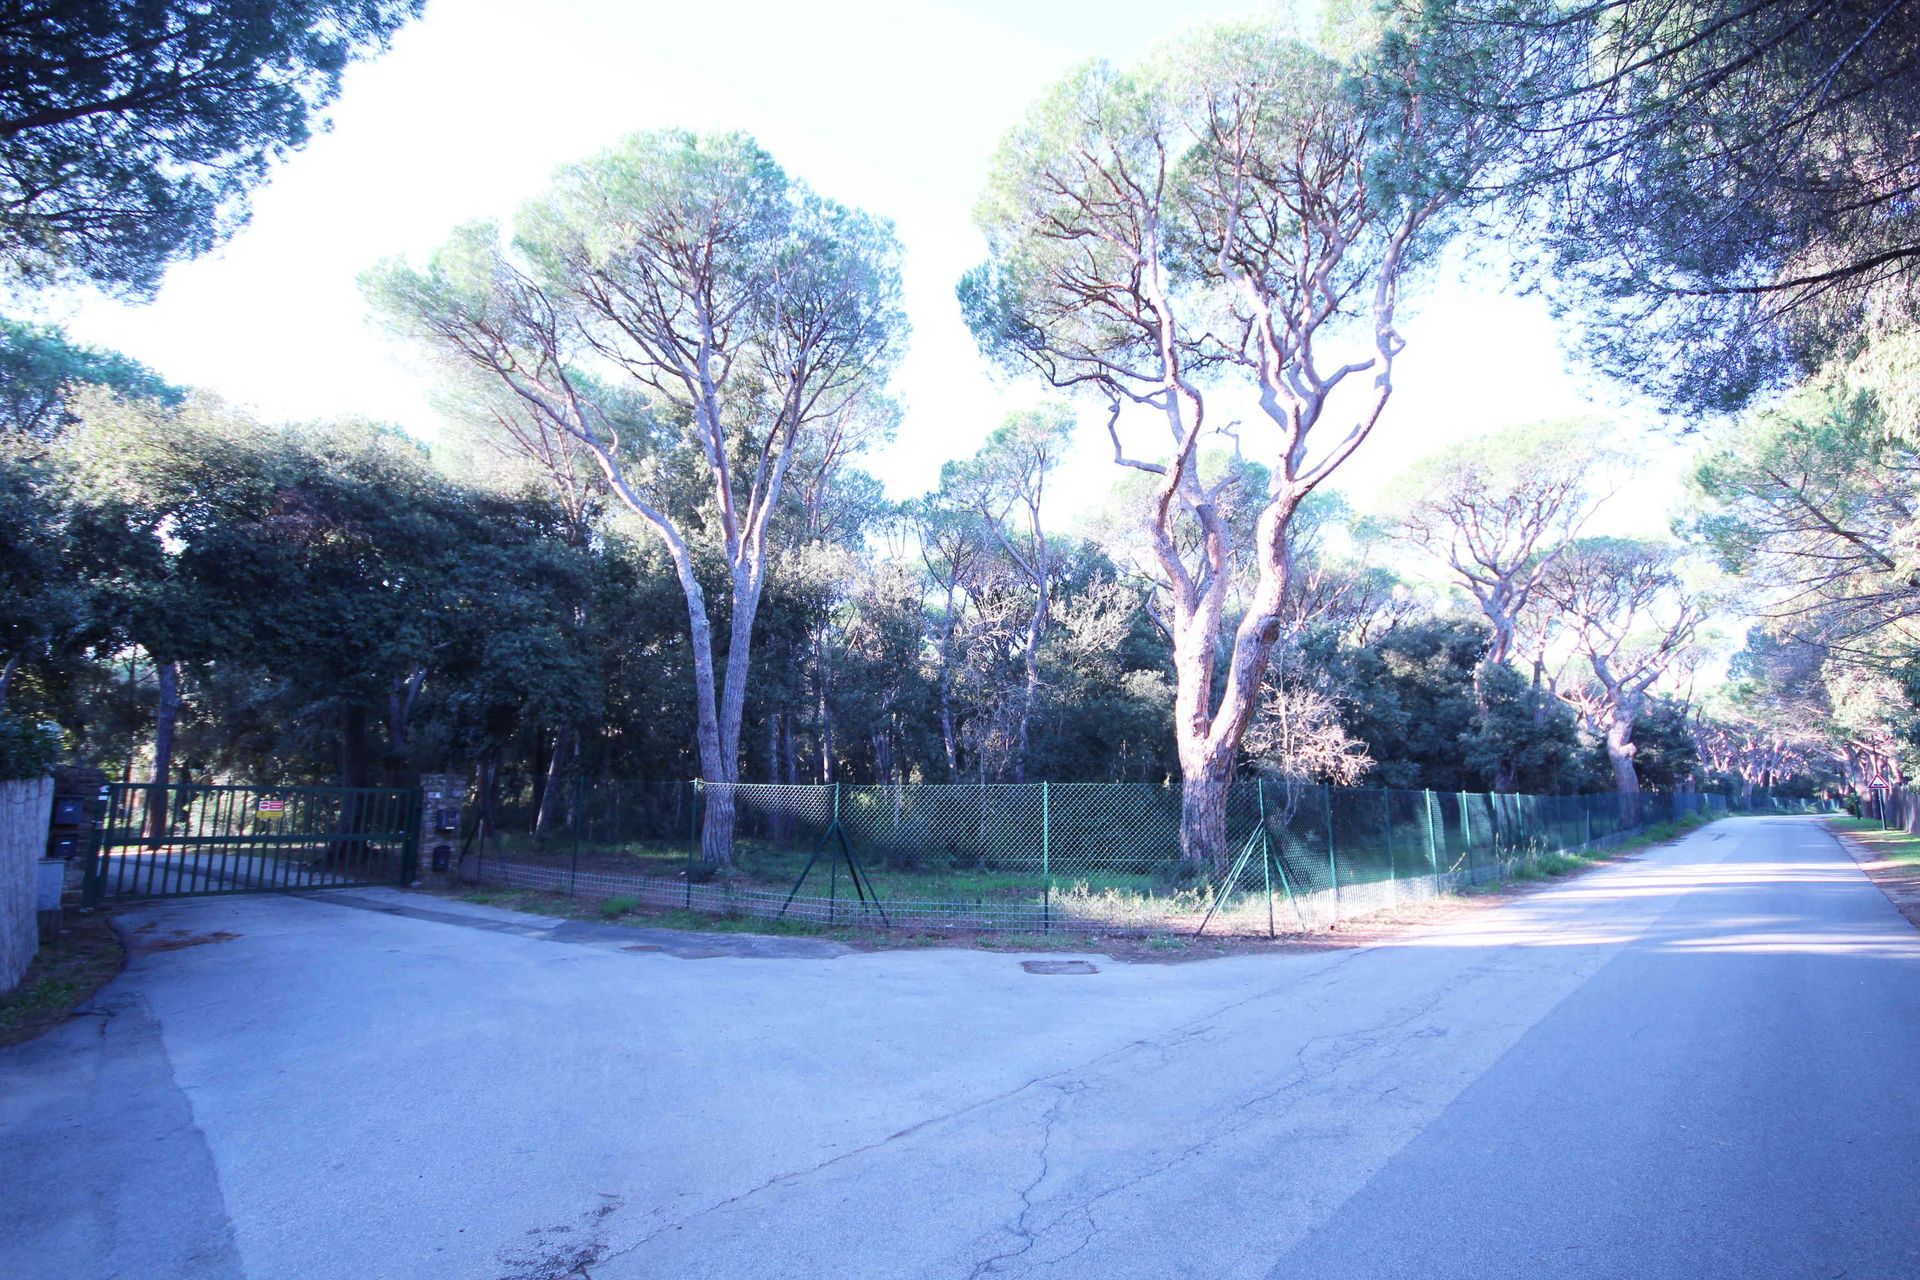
[
  {"left": 569, "top": 772, "right": 582, "bottom": 901},
  {"left": 686, "top": 779, "right": 700, "bottom": 910},
  {"left": 1258, "top": 779, "right": 1274, "bottom": 938},
  {"left": 1451, "top": 786, "right": 1466, "bottom": 867},
  {"left": 829, "top": 782, "right": 840, "bottom": 922},
  {"left": 1382, "top": 788, "right": 1395, "bottom": 894},
  {"left": 1041, "top": 781, "right": 1051, "bottom": 934},
  {"left": 1424, "top": 788, "right": 1439, "bottom": 875},
  {"left": 1324, "top": 782, "right": 1338, "bottom": 918}
]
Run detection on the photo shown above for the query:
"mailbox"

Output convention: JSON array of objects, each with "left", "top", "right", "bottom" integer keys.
[{"left": 46, "top": 764, "right": 108, "bottom": 865}]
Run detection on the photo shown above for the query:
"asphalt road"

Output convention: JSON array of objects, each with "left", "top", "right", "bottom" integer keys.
[{"left": 2, "top": 815, "right": 1916, "bottom": 1279}]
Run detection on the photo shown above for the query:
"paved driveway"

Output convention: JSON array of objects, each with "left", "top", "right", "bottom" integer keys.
[{"left": 3, "top": 816, "right": 1917, "bottom": 1279}]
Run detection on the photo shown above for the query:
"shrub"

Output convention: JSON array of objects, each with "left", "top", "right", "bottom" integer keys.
[{"left": 0, "top": 713, "right": 58, "bottom": 782}]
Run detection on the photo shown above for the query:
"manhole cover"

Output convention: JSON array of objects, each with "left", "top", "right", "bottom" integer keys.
[{"left": 1022, "top": 959, "right": 1098, "bottom": 975}]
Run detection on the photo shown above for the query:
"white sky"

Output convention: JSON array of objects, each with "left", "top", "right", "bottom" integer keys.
[{"left": 41, "top": 0, "right": 1696, "bottom": 548}]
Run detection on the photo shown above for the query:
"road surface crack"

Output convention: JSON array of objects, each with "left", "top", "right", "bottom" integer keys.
[
  {"left": 966, "top": 1082, "right": 1082, "bottom": 1278},
  {"left": 593, "top": 950, "right": 1384, "bottom": 1271}
]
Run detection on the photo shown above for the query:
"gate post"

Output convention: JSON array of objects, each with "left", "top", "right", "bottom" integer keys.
[
  {"left": 398, "top": 785, "right": 423, "bottom": 887},
  {"left": 80, "top": 785, "right": 110, "bottom": 908}
]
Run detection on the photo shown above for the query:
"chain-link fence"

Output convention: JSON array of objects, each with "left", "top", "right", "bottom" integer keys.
[{"left": 464, "top": 780, "right": 1731, "bottom": 935}]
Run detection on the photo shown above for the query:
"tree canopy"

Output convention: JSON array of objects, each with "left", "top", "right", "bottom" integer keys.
[
  {"left": 1, "top": 0, "right": 424, "bottom": 294},
  {"left": 1403, "top": 0, "right": 1920, "bottom": 411}
]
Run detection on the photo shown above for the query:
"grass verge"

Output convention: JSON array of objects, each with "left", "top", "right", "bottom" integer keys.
[
  {"left": 0, "top": 913, "right": 125, "bottom": 1049},
  {"left": 435, "top": 811, "right": 1721, "bottom": 961},
  {"left": 1459, "top": 811, "right": 1717, "bottom": 897},
  {"left": 1825, "top": 816, "right": 1920, "bottom": 866}
]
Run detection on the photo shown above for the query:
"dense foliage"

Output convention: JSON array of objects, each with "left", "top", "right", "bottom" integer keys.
[{"left": 0, "top": 311, "right": 1714, "bottom": 815}]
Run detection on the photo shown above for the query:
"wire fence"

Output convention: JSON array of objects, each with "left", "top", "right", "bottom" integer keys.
[{"left": 456, "top": 779, "right": 1769, "bottom": 935}]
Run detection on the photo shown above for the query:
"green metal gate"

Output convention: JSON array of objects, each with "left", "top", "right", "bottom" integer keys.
[{"left": 83, "top": 782, "right": 420, "bottom": 904}]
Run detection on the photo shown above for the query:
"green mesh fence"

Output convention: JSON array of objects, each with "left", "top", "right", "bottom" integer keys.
[{"left": 464, "top": 779, "right": 1731, "bottom": 934}]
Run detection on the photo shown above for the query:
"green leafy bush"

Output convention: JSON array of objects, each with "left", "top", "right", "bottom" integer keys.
[{"left": 0, "top": 713, "right": 58, "bottom": 782}]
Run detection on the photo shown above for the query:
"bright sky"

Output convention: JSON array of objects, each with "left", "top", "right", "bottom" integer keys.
[{"left": 43, "top": 0, "right": 1694, "bottom": 543}]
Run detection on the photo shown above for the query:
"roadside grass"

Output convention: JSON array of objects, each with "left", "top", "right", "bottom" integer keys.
[
  {"left": 1824, "top": 816, "right": 1920, "bottom": 866},
  {"left": 441, "top": 812, "right": 1724, "bottom": 952},
  {"left": 448, "top": 885, "right": 1188, "bottom": 953},
  {"left": 1460, "top": 812, "right": 1715, "bottom": 897},
  {"left": 0, "top": 913, "right": 125, "bottom": 1048},
  {"left": 481, "top": 833, "right": 1330, "bottom": 909},
  {"left": 474, "top": 812, "right": 1722, "bottom": 919},
  {"left": 456, "top": 887, "right": 896, "bottom": 945}
]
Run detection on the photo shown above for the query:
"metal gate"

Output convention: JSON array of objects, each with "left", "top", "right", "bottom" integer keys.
[{"left": 83, "top": 782, "right": 420, "bottom": 904}]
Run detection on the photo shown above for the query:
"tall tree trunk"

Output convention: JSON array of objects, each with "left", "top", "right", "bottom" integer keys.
[
  {"left": 767, "top": 711, "right": 792, "bottom": 841},
  {"left": 1475, "top": 658, "right": 1518, "bottom": 794},
  {"left": 939, "top": 675, "right": 960, "bottom": 780},
  {"left": 697, "top": 565, "right": 765, "bottom": 871},
  {"left": 535, "top": 728, "right": 570, "bottom": 836},
  {"left": 1605, "top": 719, "right": 1641, "bottom": 823},
  {"left": 1012, "top": 601, "right": 1044, "bottom": 785},
  {"left": 385, "top": 668, "right": 425, "bottom": 785},
  {"left": 1179, "top": 765, "right": 1233, "bottom": 878},
  {"left": 0, "top": 652, "right": 17, "bottom": 706},
  {"left": 144, "top": 658, "right": 180, "bottom": 842},
  {"left": 1167, "top": 495, "right": 1302, "bottom": 874},
  {"left": 814, "top": 626, "right": 835, "bottom": 786},
  {"left": 340, "top": 703, "right": 372, "bottom": 788},
  {"left": 651, "top": 544, "right": 728, "bottom": 865},
  {"left": 767, "top": 710, "right": 780, "bottom": 785}
]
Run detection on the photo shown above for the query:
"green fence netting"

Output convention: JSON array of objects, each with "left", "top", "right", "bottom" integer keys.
[{"left": 464, "top": 779, "right": 1742, "bottom": 934}]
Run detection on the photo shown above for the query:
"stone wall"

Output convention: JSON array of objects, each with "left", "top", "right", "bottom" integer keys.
[{"left": 1, "top": 776, "right": 54, "bottom": 993}]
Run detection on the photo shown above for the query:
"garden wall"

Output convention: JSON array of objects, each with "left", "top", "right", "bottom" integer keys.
[{"left": 1, "top": 776, "right": 54, "bottom": 993}]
